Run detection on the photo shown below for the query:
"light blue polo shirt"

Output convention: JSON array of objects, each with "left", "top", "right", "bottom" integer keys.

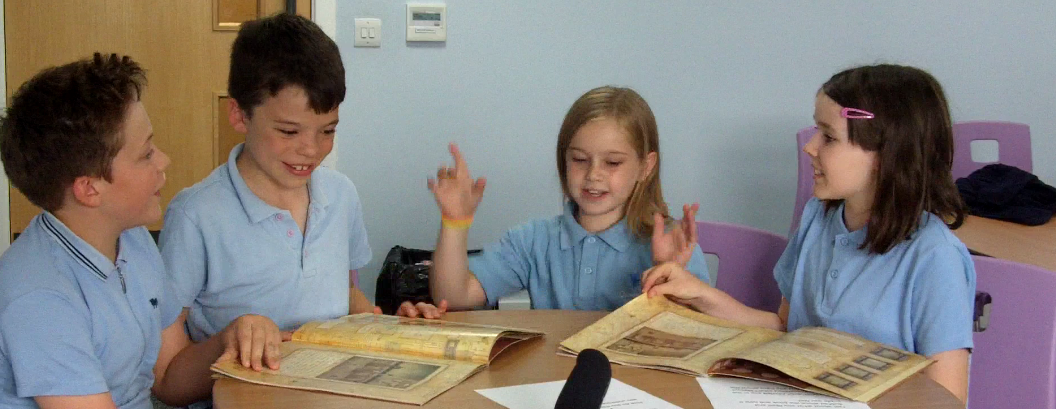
[
  {"left": 468, "top": 202, "right": 710, "bottom": 310},
  {"left": 775, "top": 198, "right": 976, "bottom": 357},
  {"left": 0, "top": 213, "right": 181, "bottom": 409},
  {"left": 160, "top": 144, "right": 371, "bottom": 340}
]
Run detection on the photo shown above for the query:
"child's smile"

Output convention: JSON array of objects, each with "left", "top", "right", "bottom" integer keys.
[
  {"left": 564, "top": 117, "right": 655, "bottom": 232},
  {"left": 233, "top": 86, "right": 338, "bottom": 194},
  {"left": 581, "top": 188, "right": 609, "bottom": 200},
  {"left": 284, "top": 162, "right": 315, "bottom": 177}
]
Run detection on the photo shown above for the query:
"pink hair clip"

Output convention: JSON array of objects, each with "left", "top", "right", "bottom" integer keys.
[{"left": 841, "top": 107, "right": 874, "bottom": 119}]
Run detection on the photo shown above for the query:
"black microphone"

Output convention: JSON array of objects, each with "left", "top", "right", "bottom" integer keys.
[{"left": 555, "top": 349, "right": 612, "bottom": 409}]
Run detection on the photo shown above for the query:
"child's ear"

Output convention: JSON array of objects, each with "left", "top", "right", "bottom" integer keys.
[
  {"left": 227, "top": 98, "right": 250, "bottom": 134},
  {"left": 70, "top": 176, "right": 103, "bottom": 208},
  {"left": 640, "top": 151, "right": 658, "bottom": 181}
]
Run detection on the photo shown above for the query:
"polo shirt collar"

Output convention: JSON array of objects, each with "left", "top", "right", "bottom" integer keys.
[
  {"left": 308, "top": 168, "right": 329, "bottom": 211},
  {"left": 597, "top": 219, "right": 633, "bottom": 252},
  {"left": 226, "top": 144, "right": 329, "bottom": 223},
  {"left": 558, "top": 201, "right": 632, "bottom": 252},
  {"left": 40, "top": 212, "right": 118, "bottom": 281},
  {"left": 227, "top": 144, "right": 280, "bottom": 224},
  {"left": 832, "top": 201, "right": 868, "bottom": 247}
]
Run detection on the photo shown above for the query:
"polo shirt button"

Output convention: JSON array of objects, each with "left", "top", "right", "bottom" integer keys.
[
  {"left": 277, "top": 214, "right": 284, "bottom": 221},
  {"left": 841, "top": 238, "right": 849, "bottom": 246},
  {"left": 584, "top": 267, "right": 593, "bottom": 274},
  {"left": 287, "top": 229, "right": 295, "bottom": 237},
  {"left": 587, "top": 237, "right": 596, "bottom": 244},
  {"left": 830, "top": 269, "right": 838, "bottom": 278}
]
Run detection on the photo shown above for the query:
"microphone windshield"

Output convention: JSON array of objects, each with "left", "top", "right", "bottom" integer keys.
[{"left": 554, "top": 349, "right": 612, "bottom": 409}]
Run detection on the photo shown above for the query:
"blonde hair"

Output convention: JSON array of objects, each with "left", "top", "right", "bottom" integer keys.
[{"left": 556, "top": 86, "right": 667, "bottom": 240}]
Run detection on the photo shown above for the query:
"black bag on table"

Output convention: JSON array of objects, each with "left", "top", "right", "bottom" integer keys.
[
  {"left": 374, "top": 246, "right": 481, "bottom": 314},
  {"left": 956, "top": 163, "right": 1056, "bottom": 225}
]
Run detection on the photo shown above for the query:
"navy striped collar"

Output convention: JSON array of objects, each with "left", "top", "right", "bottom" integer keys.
[{"left": 39, "top": 212, "right": 110, "bottom": 281}]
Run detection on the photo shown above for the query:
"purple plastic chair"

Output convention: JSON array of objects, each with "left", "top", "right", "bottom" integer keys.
[
  {"left": 969, "top": 256, "right": 1056, "bottom": 409},
  {"left": 952, "top": 121, "right": 1032, "bottom": 179},
  {"left": 697, "top": 221, "right": 787, "bottom": 313},
  {"left": 791, "top": 126, "right": 817, "bottom": 235}
]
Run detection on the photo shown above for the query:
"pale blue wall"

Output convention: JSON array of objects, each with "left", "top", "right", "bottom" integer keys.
[{"left": 334, "top": 1, "right": 1056, "bottom": 301}]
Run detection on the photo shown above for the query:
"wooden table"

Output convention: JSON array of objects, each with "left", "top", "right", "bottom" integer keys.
[
  {"left": 953, "top": 215, "right": 1056, "bottom": 272},
  {"left": 213, "top": 310, "right": 964, "bottom": 409}
]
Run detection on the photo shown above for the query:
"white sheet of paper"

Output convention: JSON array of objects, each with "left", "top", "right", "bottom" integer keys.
[
  {"left": 476, "top": 378, "right": 681, "bottom": 409},
  {"left": 696, "top": 377, "right": 871, "bottom": 409}
]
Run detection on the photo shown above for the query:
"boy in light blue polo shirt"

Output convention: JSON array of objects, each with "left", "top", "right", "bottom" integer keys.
[
  {"left": 162, "top": 142, "right": 374, "bottom": 340},
  {"left": 160, "top": 14, "right": 441, "bottom": 350},
  {"left": 0, "top": 54, "right": 276, "bottom": 409}
]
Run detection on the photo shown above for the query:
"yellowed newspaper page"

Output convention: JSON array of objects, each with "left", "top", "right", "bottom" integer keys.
[
  {"left": 559, "top": 295, "right": 783, "bottom": 375},
  {"left": 726, "top": 327, "right": 933, "bottom": 402},
  {"left": 294, "top": 314, "right": 541, "bottom": 365},
  {"left": 212, "top": 341, "right": 483, "bottom": 405}
]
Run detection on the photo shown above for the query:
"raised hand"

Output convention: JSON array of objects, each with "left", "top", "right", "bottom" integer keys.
[
  {"left": 427, "top": 143, "right": 487, "bottom": 220},
  {"left": 651, "top": 203, "right": 700, "bottom": 266}
]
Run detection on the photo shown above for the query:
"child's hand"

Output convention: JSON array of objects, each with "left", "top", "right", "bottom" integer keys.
[
  {"left": 650, "top": 203, "right": 700, "bottom": 266},
  {"left": 396, "top": 300, "right": 449, "bottom": 319},
  {"left": 216, "top": 314, "right": 287, "bottom": 371},
  {"left": 427, "top": 143, "right": 486, "bottom": 220},
  {"left": 370, "top": 300, "right": 449, "bottom": 319},
  {"left": 641, "top": 262, "right": 712, "bottom": 312}
]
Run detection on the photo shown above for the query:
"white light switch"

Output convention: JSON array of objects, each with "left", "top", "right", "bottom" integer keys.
[{"left": 354, "top": 18, "right": 381, "bottom": 47}]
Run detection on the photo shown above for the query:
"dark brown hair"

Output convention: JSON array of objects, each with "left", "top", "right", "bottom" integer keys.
[
  {"left": 556, "top": 86, "right": 667, "bottom": 240},
  {"left": 229, "top": 13, "right": 345, "bottom": 116},
  {"left": 821, "top": 64, "right": 966, "bottom": 254},
  {"left": 0, "top": 53, "right": 145, "bottom": 211}
]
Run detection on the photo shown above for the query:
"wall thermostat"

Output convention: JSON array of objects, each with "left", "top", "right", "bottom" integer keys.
[{"left": 406, "top": 3, "right": 446, "bottom": 42}]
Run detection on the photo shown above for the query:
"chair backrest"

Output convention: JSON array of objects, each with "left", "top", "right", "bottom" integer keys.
[
  {"left": 969, "top": 255, "right": 1056, "bottom": 409},
  {"left": 697, "top": 221, "right": 787, "bottom": 313},
  {"left": 791, "top": 126, "right": 816, "bottom": 235},
  {"left": 952, "top": 121, "right": 1032, "bottom": 179}
]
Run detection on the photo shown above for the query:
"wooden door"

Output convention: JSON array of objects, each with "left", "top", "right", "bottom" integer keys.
[{"left": 5, "top": 0, "right": 311, "bottom": 237}]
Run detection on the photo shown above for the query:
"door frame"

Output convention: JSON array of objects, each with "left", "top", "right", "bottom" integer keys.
[
  {"left": 1, "top": 0, "right": 10, "bottom": 253},
  {"left": 314, "top": 0, "right": 340, "bottom": 168}
]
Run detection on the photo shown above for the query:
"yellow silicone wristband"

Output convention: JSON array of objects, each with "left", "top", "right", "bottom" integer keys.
[{"left": 441, "top": 216, "right": 473, "bottom": 230}]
